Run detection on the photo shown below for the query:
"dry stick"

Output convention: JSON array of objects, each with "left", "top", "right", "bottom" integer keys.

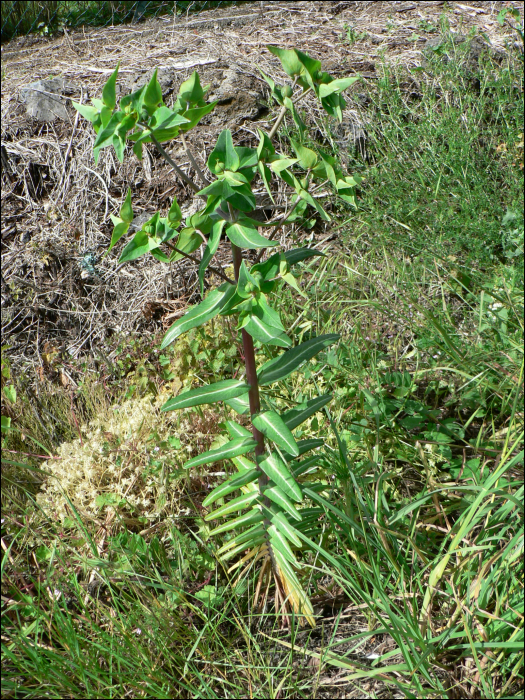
[
  {"left": 162, "top": 239, "right": 233, "bottom": 285},
  {"left": 180, "top": 130, "right": 208, "bottom": 187},
  {"left": 147, "top": 130, "right": 202, "bottom": 194}
]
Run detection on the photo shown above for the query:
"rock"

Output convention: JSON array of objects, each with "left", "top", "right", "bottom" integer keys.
[
  {"left": 423, "top": 34, "right": 491, "bottom": 69},
  {"left": 19, "top": 77, "right": 77, "bottom": 121},
  {"left": 206, "top": 66, "right": 265, "bottom": 126}
]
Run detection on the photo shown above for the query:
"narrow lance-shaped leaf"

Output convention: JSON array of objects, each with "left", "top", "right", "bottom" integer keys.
[
  {"left": 258, "top": 334, "right": 340, "bottom": 386},
  {"left": 205, "top": 491, "right": 259, "bottom": 521},
  {"left": 161, "top": 379, "right": 250, "bottom": 412},
  {"left": 223, "top": 421, "right": 252, "bottom": 440},
  {"left": 198, "top": 219, "right": 225, "bottom": 296},
  {"left": 161, "top": 283, "right": 236, "bottom": 349},
  {"left": 106, "top": 216, "right": 129, "bottom": 255},
  {"left": 258, "top": 453, "right": 302, "bottom": 502},
  {"left": 283, "top": 439, "right": 324, "bottom": 462},
  {"left": 283, "top": 394, "right": 332, "bottom": 431},
  {"left": 183, "top": 437, "right": 257, "bottom": 470},
  {"left": 270, "top": 511, "right": 303, "bottom": 547},
  {"left": 268, "top": 525, "right": 299, "bottom": 567},
  {"left": 119, "top": 188, "right": 133, "bottom": 224},
  {"left": 252, "top": 411, "right": 299, "bottom": 456},
  {"left": 217, "top": 524, "right": 266, "bottom": 555},
  {"left": 208, "top": 508, "right": 263, "bottom": 536},
  {"left": 284, "top": 248, "right": 326, "bottom": 266},
  {"left": 102, "top": 62, "right": 119, "bottom": 109},
  {"left": 225, "top": 393, "right": 251, "bottom": 416},
  {"left": 202, "top": 468, "right": 259, "bottom": 508},
  {"left": 264, "top": 485, "right": 302, "bottom": 521}
]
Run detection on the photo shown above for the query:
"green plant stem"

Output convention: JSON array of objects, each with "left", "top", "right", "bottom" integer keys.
[{"left": 267, "top": 78, "right": 306, "bottom": 140}]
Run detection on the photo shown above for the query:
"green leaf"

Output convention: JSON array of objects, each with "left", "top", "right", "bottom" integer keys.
[
  {"left": 169, "top": 227, "right": 202, "bottom": 263},
  {"left": 267, "top": 46, "right": 304, "bottom": 77},
  {"left": 242, "top": 300, "right": 292, "bottom": 348},
  {"left": 270, "top": 511, "right": 302, "bottom": 547},
  {"left": 177, "top": 71, "right": 205, "bottom": 107},
  {"left": 283, "top": 394, "right": 332, "bottom": 430},
  {"left": 226, "top": 220, "right": 277, "bottom": 249},
  {"left": 223, "top": 421, "right": 252, "bottom": 439},
  {"left": 179, "top": 101, "right": 217, "bottom": 131},
  {"left": 72, "top": 102, "right": 99, "bottom": 124},
  {"left": 269, "top": 525, "right": 299, "bottom": 566},
  {"left": 318, "top": 76, "right": 360, "bottom": 98},
  {"left": 220, "top": 129, "right": 240, "bottom": 171},
  {"left": 283, "top": 97, "right": 306, "bottom": 139},
  {"left": 183, "top": 437, "right": 257, "bottom": 470},
  {"left": 198, "top": 219, "right": 225, "bottom": 296},
  {"left": 294, "top": 48, "right": 322, "bottom": 85},
  {"left": 237, "top": 260, "right": 260, "bottom": 298},
  {"left": 167, "top": 197, "right": 182, "bottom": 226},
  {"left": 142, "top": 69, "right": 163, "bottom": 113},
  {"left": 269, "top": 155, "right": 299, "bottom": 174},
  {"left": 298, "top": 188, "right": 330, "bottom": 221},
  {"left": 202, "top": 469, "right": 260, "bottom": 508},
  {"left": 208, "top": 508, "right": 263, "bottom": 536},
  {"left": 258, "top": 162, "right": 275, "bottom": 203},
  {"left": 258, "top": 453, "right": 302, "bottom": 501},
  {"left": 106, "top": 219, "right": 129, "bottom": 255},
  {"left": 217, "top": 524, "right": 266, "bottom": 555},
  {"left": 118, "top": 231, "right": 160, "bottom": 264},
  {"left": 290, "top": 139, "right": 318, "bottom": 169},
  {"left": 264, "top": 485, "right": 302, "bottom": 521},
  {"left": 284, "top": 248, "right": 326, "bottom": 266},
  {"left": 204, "top": 491, "right": 259, "bottom": 521},
  {"left": 102, "top": 62, "right": 119, "bottom": 110},
  {"left": 161, "top": 283, "right": 237, "bottom": 349},
  {"left": 225, "top": 393, "right": 251, "bottom": 416},
  {"left": 252, "top": 411, "right": 299, "bottom": 456},
  {"left": 119, "top": 188, "right": 133, "bottom": 224},
  {"left": 235, "top": 147, "right": 258, "bottom": 170},
  {"left": 281, "top": 271, "right": 306, "bottom": 298},
  {"left": 1, "top": 416, "right": 12, "bottom": 433},
  {"left": 258, "top": 334, "right": 340, "bottom": 386},
  {"left": 283, "top": 439, "right": 323, "bottom": 461},
  {"left": 217, "top": 529, "right": 267, "bottom": 561},
  {"left": 3, "top": 385, "right": 16, "bottom": 404},
  {"left": 292, "top": 455, "right": 320, "bottom": 478},
  {"left": 92, "top": 111, "right": 124, "bottom": 162},
  {"left": 161, "top": 379, "right": 250, "bottom": 412}
]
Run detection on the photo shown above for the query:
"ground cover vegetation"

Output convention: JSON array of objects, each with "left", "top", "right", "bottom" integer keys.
[{"left": 1, "top": 14, "right": 524, "bottom": 699}]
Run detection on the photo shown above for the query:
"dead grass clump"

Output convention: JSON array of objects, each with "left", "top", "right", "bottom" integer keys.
[{"left": 36, "top": 391, "right": 221, "bottom": 524}]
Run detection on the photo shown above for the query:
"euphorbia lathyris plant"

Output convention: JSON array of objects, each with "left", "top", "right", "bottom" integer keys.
[{"left": 74, "top": 47, "right": 360, "bottom": 626}]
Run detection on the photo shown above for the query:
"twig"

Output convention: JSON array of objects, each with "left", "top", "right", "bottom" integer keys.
[
  {"left": 181, "top": 130, "right": 208, "bottom": 187},
  {"left": 146, "top": 130, "right": 202, "bottom": 194},
  {"left": 162, "top": 240, "right": 234, "bottom": 285}
]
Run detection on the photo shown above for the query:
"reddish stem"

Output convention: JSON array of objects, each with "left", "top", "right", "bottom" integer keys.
[{"left": 230, "top": 244, "right": 267, "bottom": 472}]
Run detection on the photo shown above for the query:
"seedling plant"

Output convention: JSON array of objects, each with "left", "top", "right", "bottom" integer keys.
[{"left": 73, "top": 46, "right": 360, "bottom": 626}]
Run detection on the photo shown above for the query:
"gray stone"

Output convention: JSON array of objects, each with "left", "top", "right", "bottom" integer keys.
[{"left": 19, "top": 77, "right": 76, "bottom": 122}]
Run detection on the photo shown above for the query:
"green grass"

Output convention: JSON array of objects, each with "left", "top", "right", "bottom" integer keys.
[{"left": 2, "top": 32, "right": 523, "bottom": 699}]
